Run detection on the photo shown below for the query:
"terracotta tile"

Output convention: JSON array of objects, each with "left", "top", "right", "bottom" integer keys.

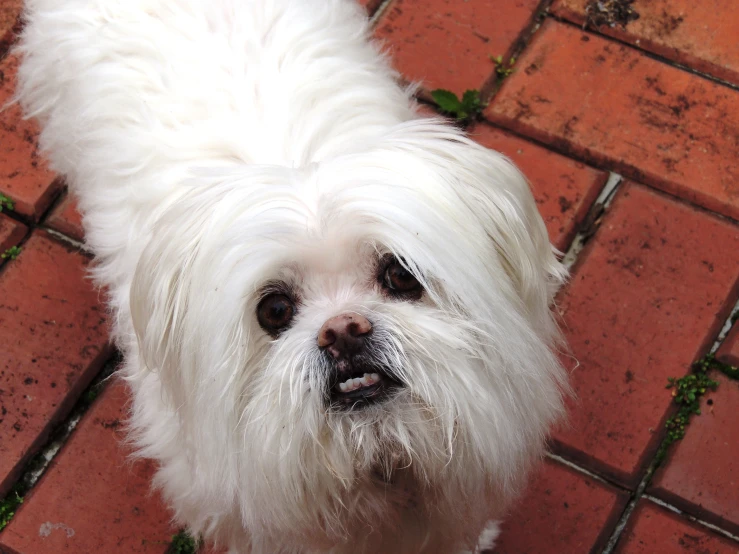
[
  {"left": 615, "top": 501, "right": 737, "bottom": 554},
  {"left": 495, "top": 459, "right": 627, "bottom": 554},
  {"left": 0, "top": 382, "right": 176, "bottom": 554},
  {"left": 469, "top": 123, "right": 605, "bottom": 251},
  {"left": 553, "top": 183, "right": 739, "bottom": 486},
  {"left": 0, "top": 54, "right": 61, "bottom": 220},
  {"left": 46, "top": 193, "right": 84, "bottom": 243},
  {"left": 0, "top": 231, "right": 111, "bottom": 496},
  {"left": 716, "top": 323, "right": 739, "bottom": 367},
  {"left": 650, "top": 372, "right": 739, "bottom": 534},
  {"left": 0, "top": 0, "right": 22, "bottom": 54},
  {"left": 552, "top": 0, "right": 739, "bottom": 87},
  {"left": 485, "top": 20, "right": 739, "bottom": 221},
  {"left": 0, "top": 213, "right": 26, "bottom": 254},
  {"left": 374, "top": 0, "right": 540, "bottom": 95}
]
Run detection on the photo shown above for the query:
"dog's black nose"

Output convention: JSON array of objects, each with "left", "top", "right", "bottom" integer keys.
[{"left": 317, "top": 313, "right": 372, "bottom": 360}]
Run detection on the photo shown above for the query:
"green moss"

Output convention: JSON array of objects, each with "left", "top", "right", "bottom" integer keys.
[
  {"left": 0, "top": 487, "right": 23, "bottom": 531},
  {"left": 0, "top": 193, "right": 14, "bottom": 213},
  {"left": 655, "top": 354, "right": 737, "bottom": 465},
  {"left": 1, "top": 246, "right": 22, "bottom": 261}
]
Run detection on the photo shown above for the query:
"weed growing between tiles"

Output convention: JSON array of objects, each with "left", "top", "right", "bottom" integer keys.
[
  {"left": 1, "top": 246, "right": 21, "bottom": 261},
  {"left": 0, "top": 490, "right": 22, "bottom": 530},
  {"left": 0, "top": 193, "right": 13, "bottom": 213},
  {"left": 656, "top": 354, "right": 738, "bottom": 465},
  {"left": 430, "top": 89, "right": 485, "bottom": 123},
  {"left": 167, "top": 530, "right": 202, "bottom": 554},
  {"left": 0, "top": 453, "right": 47, "bottom": 532},
  {"left": 489, "top": 54, "right": 516, "bottom": 82}
]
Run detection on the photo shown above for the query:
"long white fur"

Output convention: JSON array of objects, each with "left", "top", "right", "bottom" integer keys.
[{"left": 16, "top": 1, "right": 568, "bottom": 552}]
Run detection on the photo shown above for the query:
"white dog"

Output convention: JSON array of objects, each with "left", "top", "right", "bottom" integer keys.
[{"left": 17, "top": 1, "right": 567, "bottom": 552}]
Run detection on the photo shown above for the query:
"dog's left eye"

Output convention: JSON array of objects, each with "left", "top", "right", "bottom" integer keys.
[
  {"left": 382, "top": 258, "right": 423, "bottom": 297},
  {"left": 257, "top": 294, "right": 295, "bottom": 335}
]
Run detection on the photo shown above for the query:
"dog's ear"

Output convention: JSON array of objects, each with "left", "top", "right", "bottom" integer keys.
[
  {"left": 458, "top": 138, "right": 567, "bottom": 316},
  {"left": 381, "top": 121, "right": 566, "bottom": 325},
  {"left": 129, "top": 208, "right": 202, "bottom": 402}
]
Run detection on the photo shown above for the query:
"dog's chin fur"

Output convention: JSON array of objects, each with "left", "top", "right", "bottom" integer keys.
[{"left": 16, "top": 1, "right": 568, "bottom": 552}]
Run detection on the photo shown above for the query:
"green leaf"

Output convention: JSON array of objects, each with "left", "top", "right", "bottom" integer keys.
[
  {"left": 461, "top": 89, "right": 481, "bottom": 110},
  {"left": 430, "top": 89, "right": 462, "bottom": 114}
]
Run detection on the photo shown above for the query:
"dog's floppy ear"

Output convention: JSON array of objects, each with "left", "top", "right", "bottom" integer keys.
[
  {"left": 128, "top": 179, "right": 239, "bottom": 406},
  {"left": 129, "top": 208, "right": 203, "bottom": 402},
  {"left": 458, "top": 138, "right": 567, "bottom": 314},
  {"left": 381, "top": 121, "right": 566, "bottom": 324}
]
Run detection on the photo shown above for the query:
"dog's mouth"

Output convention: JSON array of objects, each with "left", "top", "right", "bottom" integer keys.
[{"left": 329, "top": 369, "right": 399, "bottom": 409}]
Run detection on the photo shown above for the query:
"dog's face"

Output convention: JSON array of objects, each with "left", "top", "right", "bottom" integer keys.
[
  {"left": 130, "top": 121, "right": 566, "bottom": 538},
  {"left": 255, "top": 250, "right": 420, "bottom": 411}
]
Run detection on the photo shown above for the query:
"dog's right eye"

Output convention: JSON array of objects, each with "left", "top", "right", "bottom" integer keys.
[{"left": 257, "top": 294, "right": 295, "bottom": 335}]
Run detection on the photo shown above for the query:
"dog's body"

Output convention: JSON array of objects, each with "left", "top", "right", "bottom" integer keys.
[{"left": 17, "top": 1, "right": 567, "bottom": 552}]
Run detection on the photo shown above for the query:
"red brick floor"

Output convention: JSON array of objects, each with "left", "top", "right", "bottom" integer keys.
[{"left": 1, "top": 1, "right": 738, "bottom": 553}]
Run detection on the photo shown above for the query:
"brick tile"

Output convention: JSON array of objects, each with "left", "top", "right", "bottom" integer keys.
[
  {"left": 0, "top": 382, "right": 176, "bottom": 554},
  {"left": 374, "top": 0, "right": 540, "bottom": 95},
  {"left": 716, "top": 323, "right": 739, "bottom": 367},
  {"left": 0, "top": 213, "right": 26, "bottom": 254},
  {"left": 0, "top": 231, "right": 111, "bottom": 496},
  {"left": 46, "top": 193, "right": 84, "bottom": 243},
  {"left": 0, "top": 0, "right": 22, "bottom": 54},
  {"left": 469, "top": 123, "right": 605, "bottom": 251},
  {"left": 649, "top": 372, "right": 739, "bottom": 534},
  {"left": 615, "top": 501, "right": 737, "bottom": 554},
  {"left": 0, "top": 54, "right": 61, "bottom": 220},
  {"left": 495, "top": 459, "right": 627, "bottom": 554},
  {"left": 552, "top": 0, "right": 739, "bottom": 87},
  {"left": 553, "top": 183, "right": 739, "bottom": 486},
  {"left": 486, "top": 20, "right": 739, "bottom": 221}
]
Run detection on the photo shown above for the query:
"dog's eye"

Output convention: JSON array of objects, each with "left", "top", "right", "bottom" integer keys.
[
  {"left": 382, "top": 258, "right": 422, "bottom": 297},
  {"left": 257, "top": 294, "right": 295, "bottom": 334}
]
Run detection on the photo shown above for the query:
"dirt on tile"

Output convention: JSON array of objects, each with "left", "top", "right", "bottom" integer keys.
[{"left": 585, "top": 0, "right": 640, "bottom": 29}]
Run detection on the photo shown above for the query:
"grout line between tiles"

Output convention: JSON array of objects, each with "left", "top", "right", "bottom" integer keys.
[{"left": 643, "top": 495, "right": 739, "bottom": 544}]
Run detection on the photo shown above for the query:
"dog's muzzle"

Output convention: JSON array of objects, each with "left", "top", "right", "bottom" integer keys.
[{"left": 317, "top": 313, "right": 401, "bottom": 409}]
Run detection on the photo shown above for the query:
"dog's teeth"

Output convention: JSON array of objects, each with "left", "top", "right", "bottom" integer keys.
[{"left": 336, "top": 373, "right": 383, "bottom": 394}]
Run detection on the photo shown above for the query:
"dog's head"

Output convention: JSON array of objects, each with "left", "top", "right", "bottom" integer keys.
[{"left": 130, "top": 120, "right": 567, "bottom": 538}]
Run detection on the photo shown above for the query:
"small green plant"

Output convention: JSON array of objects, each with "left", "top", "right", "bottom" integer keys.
[
  {"left": 1, "top": 246, "right": 22, "bottom": 261},
  {"left": 167, "top": 530, "right": 201, "bottom": 554},
  {"left": 490, "top": 54, "right": 516, "bottom": 80},
  {"left": 0, "top": 193, "right": 14, "bottom": 213},
  {"left": 0, "top": 489, "right": 23, "bottom": 531},
  {"left": 430, "top": 89, "right": 485, "bottom": 122},
  {"left": 655, "top": 354, "right": 737, "bottom": 464}
]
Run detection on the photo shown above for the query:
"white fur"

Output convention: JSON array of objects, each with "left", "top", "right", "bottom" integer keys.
[{"left": 16, "top": 1, "right": 567, "bottom": 552}]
